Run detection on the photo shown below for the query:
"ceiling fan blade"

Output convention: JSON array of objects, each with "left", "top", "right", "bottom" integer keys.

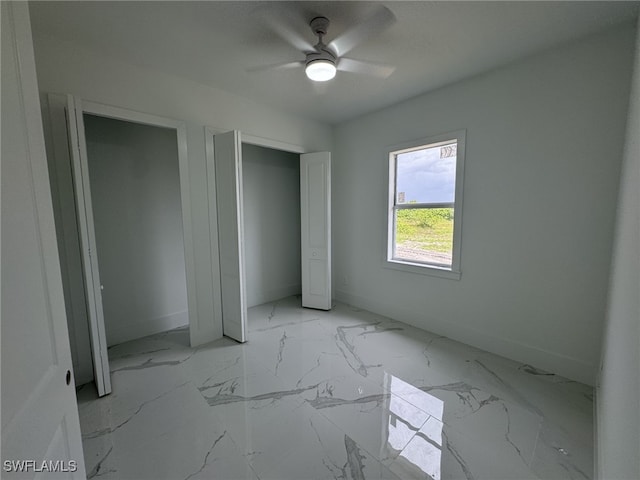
[
  {"left": 247, "top": 60, "right": 304, "bottom": 73},
  {"left": 262, "top": 9, "right": 316, "bottom": 53},
  {"left": 337, "top": 58, "right": 395, "bottom": 78},
  {"left": 328, "top": 6, "right": 396, "bottom": 57}
]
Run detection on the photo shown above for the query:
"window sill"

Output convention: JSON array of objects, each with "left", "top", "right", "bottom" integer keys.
[{"left": 384, "top": 259, "right": 461, "bottom": 280}]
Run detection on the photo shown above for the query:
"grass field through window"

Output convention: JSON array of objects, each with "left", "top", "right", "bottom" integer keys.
[{"left": 394, "top": 208, "right": 454, "bottom": 265}]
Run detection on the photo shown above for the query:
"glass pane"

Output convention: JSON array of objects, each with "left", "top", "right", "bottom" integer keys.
[
  {"left": 396, "top": 142, "right": 456, "bottom": 204},
  {"left": 394, "top": 207, "right": 454, "bottom": 266}
]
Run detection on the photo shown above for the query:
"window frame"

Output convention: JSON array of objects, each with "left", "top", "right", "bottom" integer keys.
[{"left": 385, "top": 130, "right": 466, "bottom": 280}]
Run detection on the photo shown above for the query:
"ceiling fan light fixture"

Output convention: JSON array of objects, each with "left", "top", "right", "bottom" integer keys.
[{"left": 305, "top": 59, "right": 336, "bottom": 82}]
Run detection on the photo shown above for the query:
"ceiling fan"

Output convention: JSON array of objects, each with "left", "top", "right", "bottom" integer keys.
[{"left": 252, "top": 6, "right": 396, "bottom": 82}]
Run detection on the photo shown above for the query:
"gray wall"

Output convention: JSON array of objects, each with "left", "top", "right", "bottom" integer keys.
[
  {"left": 242, "top": 144, "right": 301, "bottom": 307},
  {"left": 332, "top": 24, "right": 637, "bottom": 385},
  {"left": 84, "top": 115, "right": 188, "bottom": 346},
  {"left": 597, "top": 19, "right": 640, "bottom": 480}
]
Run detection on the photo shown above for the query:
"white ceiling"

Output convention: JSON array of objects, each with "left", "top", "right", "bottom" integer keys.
[{"left": 29, "top": 1, "right": 639, "bottom": 125}]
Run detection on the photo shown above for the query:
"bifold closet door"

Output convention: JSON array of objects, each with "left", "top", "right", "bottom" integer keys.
[
  {"left": 214, "top": 131, "right": 248, "bottom": 343},
  {"left": 65, "top": 95, "right": 112, "bottom": 396},
  {"left": 300, "top": 152, "right": 332, "bottom": 310}
]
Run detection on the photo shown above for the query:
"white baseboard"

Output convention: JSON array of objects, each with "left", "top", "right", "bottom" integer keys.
[
  {"left": 335, "top": 289, "right": 596, "bottom": 385},
  {"left": 106, "top": 310, "right": 189, "bottom": 347}
]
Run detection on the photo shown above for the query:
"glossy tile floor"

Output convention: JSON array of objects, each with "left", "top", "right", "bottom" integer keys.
[{"left": 78, "top": 296, "right": 594, "bottom": 480}]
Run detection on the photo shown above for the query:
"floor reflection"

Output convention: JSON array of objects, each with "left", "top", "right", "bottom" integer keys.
[{"left": 386, "top": 373, "right": 444, "bottom": 480}]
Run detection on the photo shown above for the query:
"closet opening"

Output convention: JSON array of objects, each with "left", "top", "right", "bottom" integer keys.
[
  {"left": 47, "top": 95, "right": 196, "bottom": 397},
  {"left": 208, "top": 128, "right": 331, "bottom": 342},
  {"left": 83, "top": 114, "right": 190, "bottom": 350},
  {"left": 241, "top": 143, "right": 302, "bottom": 310}
]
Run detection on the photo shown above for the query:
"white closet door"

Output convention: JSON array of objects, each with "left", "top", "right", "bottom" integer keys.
[
  {"left": 300, "top": 152, "right": 332, "bottom": 310},
  {"left": 65, "top": 95, "right": 111, "bottom": 396},
  {"left": 1, "top": 2, "right": 86, "bottom": 476},
  {"left": 214, "top": 131, "right": 247, "bottom": 342}
]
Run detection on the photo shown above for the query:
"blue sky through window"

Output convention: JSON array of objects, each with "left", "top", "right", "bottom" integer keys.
[{"left": 396, "top": 143, "right": 456, "bottom": 204}]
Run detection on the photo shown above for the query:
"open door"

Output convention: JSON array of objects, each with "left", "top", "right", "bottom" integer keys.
[
  {"left": 65, "top": 95, "right": 112, "bottom": 396},
  {"left": 300, "top": 152, "right": 332, "bottom": 310},
  {"left": 214, "top": 131, "right": 248, "bottom": 342},
  {"left": 2, "top": 2, "right": 86, "bottom": 475}
]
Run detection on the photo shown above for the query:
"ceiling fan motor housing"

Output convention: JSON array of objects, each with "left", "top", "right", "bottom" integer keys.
[
  {"left": 305, "top": 46, "right": 336, "bottom": 66},
  {"left": 306, "top": 16, "right": 336, "bottom": 67}
]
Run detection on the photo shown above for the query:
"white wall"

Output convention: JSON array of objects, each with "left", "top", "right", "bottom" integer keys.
[
  {"left": 84, "top": 114, "right": 188, "bottom": 346},
  {"left": 31, "top": 30, "right": 332, "bottom": 377},
  {"left": 597, "top": 19, "right": 640, "bottom": 480},
  {"left": 333, "top": 24, "right": 637, "bottom": 385},
  {"left": 242, "top": 144, "right": 301, "bottom": 307}
]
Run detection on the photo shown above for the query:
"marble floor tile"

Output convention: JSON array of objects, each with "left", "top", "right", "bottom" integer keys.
[
  {"left": 87, "top": 407, "right": 253, "bottom": 480},
  {"left": 260, "top": 412, "right": 401, "bottom": 480},
  {"left": 77, "top": 295, "right": 594, "bottom": 480}
]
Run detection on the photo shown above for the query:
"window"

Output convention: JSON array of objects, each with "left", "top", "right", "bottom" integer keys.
[{"left": 387, "top": 131, "right": 465, "bottom": 279}]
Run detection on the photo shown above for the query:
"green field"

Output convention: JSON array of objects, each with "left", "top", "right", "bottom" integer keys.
[{"left": 395, "top": 208, "right": 454, "bottom": 255}]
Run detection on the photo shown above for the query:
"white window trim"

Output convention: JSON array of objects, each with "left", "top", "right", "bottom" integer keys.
[{"left": 385, "top": 130, "right": 466, "bottom": 280}]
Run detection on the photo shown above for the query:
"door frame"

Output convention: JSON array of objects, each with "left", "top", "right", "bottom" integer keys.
[
  {"left": 204, "top": 127, "right": 330, "bottom": 340},
  {"left": 66, "top": 98, "right": 197, "bottom": 395}
]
